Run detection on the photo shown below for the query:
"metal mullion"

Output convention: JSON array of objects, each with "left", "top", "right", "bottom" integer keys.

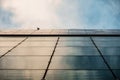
[
  {"left": 41, "top": 37, "right": 60, "bottom": 80},
  {"left": 90, "top": 37, "right": 119, "bottom": 80},
  {"left": 0, "top": 30, "right": 37, "bottom": 59}
]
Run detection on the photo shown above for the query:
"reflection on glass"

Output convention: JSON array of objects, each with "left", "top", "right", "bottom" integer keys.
[
  {"left": 19, "top": 42, "right": 56, "bottom": 47},
  {"left": 0, "top": 56, "right": 50, "bottom": 69},
  {"left": 8, "top": 47, "right": 53, "bottom": 55},
  {"left": 94, "top": 41, "right": 120, "bottom": 47},
  {"left": 0, "top": 42, "right": 22, "bottom": 46},
  {"left": 0, "top": 70, "right": 44, "bottom": 80},
  {"left": 50, "top": 56, "right": 107, "bottom": 69},
  {"left": 26, "top": 37, "right": 57, "bottom": 41},
  {"left": 99, "top": 47, "right": 120, "bottom": 55},
  {"left": 113, "top": 70, "right": 120, "bottom": 79},
  {"left": 58, "top": 41, "right": 93, "bottom": 47},
  {"left": 55, "top": 47, "right": 99, "bottom": 55},
  {"left": 0, "top": 37, "right": 25, "bottom": 41},
  {"left": 93, "top": 37, "right": 120, "bottom": 47},
  {"left": 0, "top": 47, "right": 12, "bottom": 55},
  {"left": 59, "top": 37, "right": 90, "bottom": 41},
  {"left": 93, "top": 37, "right": 120, "bottom": 41},
  {"left": 104, "top": 56, "right": 120, "bottom": 69},
  {"left": 0, "top": 36, "right": 120, "bottom": 80},
  {"left": 46, "top": 70, "right": 114, "bottom": 80}
]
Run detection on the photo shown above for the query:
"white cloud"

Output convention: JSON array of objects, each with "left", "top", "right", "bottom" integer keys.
[
  {"left": 1, "top": 0, "right": 120, "bottom": 29},
  {"left": 1, "top": 0, "right": 63, "bottom": 29}
]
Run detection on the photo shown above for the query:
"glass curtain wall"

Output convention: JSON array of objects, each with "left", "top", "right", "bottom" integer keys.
[{"left": 0, "top": 36, "right": 120, "bottom": 80}]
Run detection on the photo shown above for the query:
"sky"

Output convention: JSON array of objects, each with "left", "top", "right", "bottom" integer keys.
[{"left": 0, "top": 0, "right": 120, "bottom": 29}]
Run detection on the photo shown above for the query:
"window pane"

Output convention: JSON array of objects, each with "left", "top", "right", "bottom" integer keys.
[
  {"left": 59, "top": 37, "right": 90, "bottom": 41},
  {"left": 0, "top": 70, "right": 45, "bottom": 80},
  {"left": 0, "top": 47, "right": 12, "bottom": 55},
  {"left": 0, "top": 56, "right": 50, "bottom": 69},
  {"left": 93, "top": 37, "right": 120, "bottom": 47},
  {"left": 19, "top": 42, "right": 56, "bottom": 47},
  {"left": 104, "top": 56, "right": 120, "bottom": 69},
  {"left": 49, "top": 56, "right": 107, "bottom": 69},
  {"left": 0, "top": 42, "right": 21, "bottom": 46},
  {"left": 93, "top": 37, "right": 120, "bottom": 41},
  {"left": 8, "top": 47, "right": 53, "bottom": 55},
  {"left": 113, "top": 70, "right": 120, "bottom": 79},
  {"left": 55, "top": 47, "right": 99, "bottom": 55},
  {"left": 46, "top": 70, "right": 114, "bottom": 80},
  {"left": 0, "top": 37, "right": 25, "bottom": 41},
  {"left": 94, "top": 41, "right": 120, "bottom": 47},
  {"left": 26, "top": 37, "right": 57, "bottom": 41},
  {"left": 98, "top": 47, "right": 120, "bottom": 55},
  {"left": 58, "top": 41, "right": 93, "bottom": 47}
]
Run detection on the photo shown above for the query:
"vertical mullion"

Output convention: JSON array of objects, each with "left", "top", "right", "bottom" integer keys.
[
  {"left": 90, "top": 36, "right": 119, "bottom": 80},
  {"left": 41, "top": 37, "right": 60, "bottom": 80}
]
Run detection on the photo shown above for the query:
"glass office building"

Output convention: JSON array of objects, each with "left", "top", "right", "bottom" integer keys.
[{"left": 0, "top": 29, "right": 120, "bottom": 80}]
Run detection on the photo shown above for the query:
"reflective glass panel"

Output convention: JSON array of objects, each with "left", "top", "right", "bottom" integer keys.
[
  {"left": 26, "top": 37, "right": 57, "bottom": 41},
  {"left": 0, "top": 37, "right": 25, "bottom": 41},
  {"left": 93, "top": 41, "right": 120, "bottom": 47},
  {"left": 0, "top": 70, "right": 45, "bottom": 80},
  {"left": 104, "top": 56, "right": 120, "bottom": 69},
  {"left": 113, "top": 70, "right": 120, "bottom": 79},
  {"left": 93, "top": 37, "right": 120, "bottom": 47},
  {"left": 0, "top": 56, "right": 50, "bottom": 69},
  {"left": 49, "top": 56, "right": 107, "bottom": 69},
  {"left": 93, "top": 37, "right": 120, "bottom": 41},
  {"left": 0, "top": 42, "right": 21, "bottom": 46},
  {"left": 98, "top": 47, "right": 120, "bottom": 55},
  {"left": 55, "top": 47, "right": 99, "bottom": 55},
  {"left": 58, "top": 41, "right": 93, "bottom": 47},
  {"left": 46, "top": 70, "right": 114, "bottom": 80},
  {"left": 59, "top": 37, "right": 90, "bottom": 41},
  {"left": 8, "top": 47, "right": 53, "bottom": 55},
  {"left": 0, "top": 47, "right": 12, "bottom": 55},
  {"left": 19, "top": 42, "right": 56, "bottom": 47}
]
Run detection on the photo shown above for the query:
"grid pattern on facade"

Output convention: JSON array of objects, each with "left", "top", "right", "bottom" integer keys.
[{"left": 0, "top": 30, "right": 120, "bottom": 80}]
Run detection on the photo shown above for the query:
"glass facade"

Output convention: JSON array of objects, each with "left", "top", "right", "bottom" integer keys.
[{"left": 0, "top": 29, "right": 120, "bottom": 80}]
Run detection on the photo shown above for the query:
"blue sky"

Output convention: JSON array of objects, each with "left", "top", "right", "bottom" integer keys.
[{"left": 0, "top": 0, "right": 120, "bottom": 29}]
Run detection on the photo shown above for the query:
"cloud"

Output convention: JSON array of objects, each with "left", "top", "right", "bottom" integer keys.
[
  {"left": 1, "top": 0, "right": 120, "bottom": 29},
  {"left": 78, "top": 0, "right": 120, "bottom": 29},
  {"left": 1, "top": 0, "right": 64, "bottom": 29},
  {"left": 0, "top": 6, "right": 18, "bottom": 29}
]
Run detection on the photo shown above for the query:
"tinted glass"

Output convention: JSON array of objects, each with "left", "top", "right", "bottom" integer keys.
[
  {"left": 55, "top": 47, "right": 99, "bottom": 55},
  {"left": 0, "top": 56, "right": 50, "bottom": 69},
  {"left": 46, "top": 70, "right": 114, "bottom": 80},
  {"left": 58, "top": 41, "right": 93, "bottom": 47},
  {"left": 0, "top": 70, "right": 45, "bottom": 80},
  {"left": 49, "top": 56, "right": 107, "bottom": 69},
  {"left": 8, "top": 47, "right": 53, "bottom": 55}
]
